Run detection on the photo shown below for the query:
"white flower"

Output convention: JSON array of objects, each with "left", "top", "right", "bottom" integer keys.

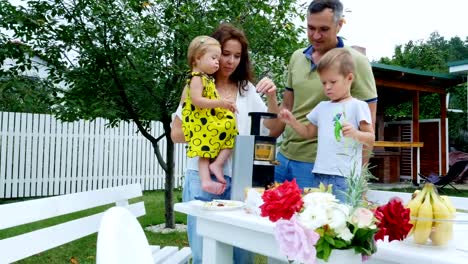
[
  {"left": 245, "top": 189, "right": 264, "bottom": 215},
  {"left": 336, "top": 226, "right": 353, "bottom": 241},
  {"left": 302, "top": 192, "right": 337, "bottom": 208},
  {"left": 298, "top": 205, "right": 328, "bottom": 230},
  {"left": 297, "top": 192, "right": 358, "bottom": 242},
  {"left": 350, "top": 207, "right": 375, "bottom": 228},
  {"left": 328, "top": 204, "right": 349, "bottom": 231}
]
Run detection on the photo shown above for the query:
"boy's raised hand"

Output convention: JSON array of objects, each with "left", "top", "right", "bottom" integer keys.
[{"left": 277, "top": 109, "right": 295, "bottom": 124}]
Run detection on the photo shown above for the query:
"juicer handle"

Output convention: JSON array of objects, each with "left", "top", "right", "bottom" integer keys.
[
  {"left": 248, "top": 112, "right": 278, "bottom": 136},
  {"left": 269, "top": 160, "right": 280, "bottom": 166}
]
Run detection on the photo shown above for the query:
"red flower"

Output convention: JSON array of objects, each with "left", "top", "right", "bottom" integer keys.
[
  {"left": 260, "top": 179, "right": 304, "bottom": 222},
  {"left": 374, "top": 197, "right": 413, "bottom": 242}
]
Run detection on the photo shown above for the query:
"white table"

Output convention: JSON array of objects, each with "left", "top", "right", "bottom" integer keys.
[
  {"left": 374, "top": 237, "right": 468, "bottom": 264},
  {"left": 175, "top": 202, "right": 468, "bottom": 264},
  {"left": 175, "top": 202, "right": 287, "bottom": 263}
]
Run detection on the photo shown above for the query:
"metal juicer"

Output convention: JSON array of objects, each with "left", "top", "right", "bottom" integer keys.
[{"left": 231, "top": 112, "right": 279, "bottom": 201}]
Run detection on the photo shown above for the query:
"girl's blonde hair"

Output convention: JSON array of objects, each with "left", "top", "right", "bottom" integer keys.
[
  {"left": 317, "top": 48, "right": 355, "bottom": 76},
  {"left": 187, "top": 36, "right": 220, "bottom": 69}
]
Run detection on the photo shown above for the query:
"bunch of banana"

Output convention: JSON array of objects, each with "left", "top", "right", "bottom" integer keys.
[
  {"left": 406, "top": 183, "right": 455, "bottom": 245},
  {"left": 412, "top": 185, "right": 434, "bottom": 244},
  {"left": 429, "top": 190, "right": 454, "bottom": 245},
  {"left": 406, "top": 183, "right": 430, "bottom": 235}
]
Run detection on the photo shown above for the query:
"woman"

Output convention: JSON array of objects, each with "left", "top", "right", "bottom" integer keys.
[{"left": 171, "top": 23, "right": 279, "bottom": 264}]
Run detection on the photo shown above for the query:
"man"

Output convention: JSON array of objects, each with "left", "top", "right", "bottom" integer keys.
[{"left": 271, "top": 0, "right": 378, "bottom": 189}]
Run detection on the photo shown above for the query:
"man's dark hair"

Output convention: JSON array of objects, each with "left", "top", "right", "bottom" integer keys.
[{"left": 308, "top": 0, "right": 343, "bottom": 23}]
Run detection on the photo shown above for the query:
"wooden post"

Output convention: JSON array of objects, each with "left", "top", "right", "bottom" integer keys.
[
  {"left": 440, "top": 93, "right": 447, "bottom": 175},
  {"left": 412, "top": 91, "right": 420, "bottom": 185}
]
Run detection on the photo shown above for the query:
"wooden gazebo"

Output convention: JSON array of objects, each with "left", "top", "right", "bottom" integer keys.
[{"left": 370, "top": 63, "right": 465, "bottom": 184}]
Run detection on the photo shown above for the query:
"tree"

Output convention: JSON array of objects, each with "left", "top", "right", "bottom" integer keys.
[
  {"left": 0, "top": 75, "right": 55, "bottom": 113},
  {"left": 378, "top": 32, "right": 468, "bottom": 151},
  {"left": 0, "top": 37, "right": 56, "bottom": 113},
  {"left": 0, "top": 0, "right": 306, "bottom": 227},
  {"left": 380, "top": 32, "right": 468, "bottom": 73}
]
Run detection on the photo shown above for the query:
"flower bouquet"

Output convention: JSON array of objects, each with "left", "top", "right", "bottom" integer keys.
[{"left": 259, "top": 178, "right": 413, "bottom": 263}]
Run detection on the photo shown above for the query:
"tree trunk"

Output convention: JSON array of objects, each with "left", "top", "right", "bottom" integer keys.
[{"left": 162, "top": 118, "right": 175, "bottom": 229}]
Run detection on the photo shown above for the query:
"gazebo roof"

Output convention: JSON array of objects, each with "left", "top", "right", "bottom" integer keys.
[
  {"left": 371, "top": 63, "right": 465, "bottom": 93},
  {"left": 447, "top": 59, "right": 468, "bottom": 67},
  {"left": 448, "top": 59, "right": 468, "bottom": 75}
]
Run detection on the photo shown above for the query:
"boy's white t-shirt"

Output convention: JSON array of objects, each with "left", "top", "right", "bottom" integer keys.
[
  {"left": 175, "top": 82, "right": 269, "bottom": 176},
  {"left": 306, "top": 98, "right": 372, "bottom": 177}
]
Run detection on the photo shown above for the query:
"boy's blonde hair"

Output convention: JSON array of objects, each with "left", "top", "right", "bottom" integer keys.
[
  {"left": 317, "top": 48, "right": 355, "bottom": 76},
  {"left": 187, "top": 36, "right": 221, "bottom": 69}
]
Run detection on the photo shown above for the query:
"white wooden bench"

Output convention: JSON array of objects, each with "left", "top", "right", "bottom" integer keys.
[{"left": 0, "top": 184, "right": 191, "bottom": 264}]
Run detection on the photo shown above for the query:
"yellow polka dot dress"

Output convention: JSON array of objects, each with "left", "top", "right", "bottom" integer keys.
[{"left": 182, "top": 72, "right": 238, "bottom": 158}]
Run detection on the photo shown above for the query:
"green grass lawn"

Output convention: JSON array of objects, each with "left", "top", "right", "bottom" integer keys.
[{"left": 2, "top": 185, "right": 466, "bottom": 264}]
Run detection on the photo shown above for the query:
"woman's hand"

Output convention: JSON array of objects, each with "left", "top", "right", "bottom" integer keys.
[
  {"left": 257, "top": 77, "right": 282, "bottom": 135},
  {"left": 256, "top": 77, "right": 277, "bottom": 97}
]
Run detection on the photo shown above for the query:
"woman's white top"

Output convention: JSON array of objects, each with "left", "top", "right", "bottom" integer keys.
[{"left": 175, "top": 82, "right": 269, "bottom": 176}]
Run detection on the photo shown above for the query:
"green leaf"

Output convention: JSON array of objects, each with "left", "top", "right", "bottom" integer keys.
[
  {"left": 324, "top": 235, "right": 335, "bottom": 246},
  {"left": 333, "top": 239, "right": 348, "bottom": 249},
  {"left": 322, "top": 242, "right": 332, "bottom": 261}
]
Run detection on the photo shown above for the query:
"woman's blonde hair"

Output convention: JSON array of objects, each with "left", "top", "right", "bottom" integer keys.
[
  {"left": 187, "top": 36, "right": 220, "bottom": 69},
  {"left": 317, "top": 48, "right": 355, "bottom": 76}
]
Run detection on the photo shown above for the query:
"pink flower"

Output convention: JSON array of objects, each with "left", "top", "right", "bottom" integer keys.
[
  {"left": 274, "top": 215, "right": 320, "bottom": 264},
  {"left": 350, "top": 207, "right": 375, "bottom": 228}
]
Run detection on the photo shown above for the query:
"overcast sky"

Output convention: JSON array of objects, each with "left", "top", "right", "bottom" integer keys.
[
  {"left": 335, "top": 0, "right": 468, "bottom": 61},
  {"left": 6, "top": 0, "right": 468, "bottom": 62}
]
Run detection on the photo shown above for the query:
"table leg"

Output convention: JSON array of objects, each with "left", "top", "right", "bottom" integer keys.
[{"left": 203, "top": 237, "right": 233, "bottom": 264}]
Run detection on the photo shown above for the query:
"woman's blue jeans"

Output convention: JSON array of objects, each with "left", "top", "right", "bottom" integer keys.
[{"left": 182, "top": 170, "right": 253, "bottom": 264}]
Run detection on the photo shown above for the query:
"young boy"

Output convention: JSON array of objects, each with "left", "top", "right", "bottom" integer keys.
[{"left": 278, "top": 48, "right": 375, "bottom": 202}]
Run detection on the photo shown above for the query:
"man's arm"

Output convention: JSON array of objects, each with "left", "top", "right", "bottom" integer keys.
[
  {"left": 363, "top": 101, "right": 377, "bottom": 164},
  {"left": 350, "top": 48, "right": 378, "bottom": 164},
  {"left": 268, "top": 89, "right": 294, "bottom": 137}
]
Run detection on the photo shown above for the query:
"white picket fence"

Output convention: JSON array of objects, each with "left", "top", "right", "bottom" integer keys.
[{"left": 0, "top": 111, "right": 187, "bottom": 198}]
